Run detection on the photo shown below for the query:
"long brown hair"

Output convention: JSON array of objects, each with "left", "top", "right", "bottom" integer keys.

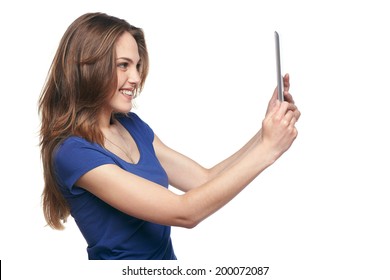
[{"left": 38, "top": 12, "right": 149, "bottom": 229}]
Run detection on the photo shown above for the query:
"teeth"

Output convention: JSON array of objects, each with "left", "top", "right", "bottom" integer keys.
[{"left": 121, "top": 90, "right": 133, "bottom": 96}]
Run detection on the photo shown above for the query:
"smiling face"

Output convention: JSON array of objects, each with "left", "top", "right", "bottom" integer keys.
[{"left": 108, "top": 32, "right": 142, "bottom": 114}]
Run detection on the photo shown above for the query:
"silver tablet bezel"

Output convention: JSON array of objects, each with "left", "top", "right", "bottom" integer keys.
[{"left": 275, "top": 31, "right": 284, "bottom": 101}]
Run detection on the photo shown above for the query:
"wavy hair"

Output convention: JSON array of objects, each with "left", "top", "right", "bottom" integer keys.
[{"left": 38, "top": 12, "right": 149, "bottom": 229}]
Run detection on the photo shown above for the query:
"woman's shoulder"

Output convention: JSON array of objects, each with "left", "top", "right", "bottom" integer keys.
[
  {"left": 116, "top": 112, "right": 143, "bottom": 125},
  {"left": 58, "top": 136, "right": 95, "bottom": 151},
  {"left": 55, "top": 136, "right": 106, "bottom": 162},
  {"left": 55, "top": 136, "right": 114, "bottom": 176},
  {"left": 117, "top": 112, "right": 154, "bottom": 139}
]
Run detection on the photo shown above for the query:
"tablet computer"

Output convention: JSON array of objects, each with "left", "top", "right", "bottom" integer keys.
[{"left": 274, "top": 31, "right": 284, "bottom": 101}]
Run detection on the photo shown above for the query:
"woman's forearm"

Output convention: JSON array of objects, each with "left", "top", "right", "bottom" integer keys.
[
  {"left": 180, "top": 140, "right": 273, "bottom": 228},
  {"left": 207, "top": 129, "right": 262, "bottom": 179}
]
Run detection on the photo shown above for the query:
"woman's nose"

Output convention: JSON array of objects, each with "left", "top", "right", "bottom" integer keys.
[{"left": 128, "top": 67, "right": 141, "bottom": 85}]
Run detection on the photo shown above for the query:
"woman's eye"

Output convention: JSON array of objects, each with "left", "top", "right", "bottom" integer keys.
[{"left": 118, "top": 62, "right": 128, "bottom": 69}]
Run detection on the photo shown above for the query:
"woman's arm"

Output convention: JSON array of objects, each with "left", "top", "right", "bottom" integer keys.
[
  {"left": 155, "top": 74, "right": 300, "bottom": 192},
  {"left": 153, "top": 131, "right": 261, "bottom": 192},
  {"left": 76, "top": 98, "right": 298, "bottom": 229}
]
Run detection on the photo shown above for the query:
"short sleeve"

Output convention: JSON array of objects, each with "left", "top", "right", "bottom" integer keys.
[{"left": 54, "top": 137, "right": 115, "bottom": 195}]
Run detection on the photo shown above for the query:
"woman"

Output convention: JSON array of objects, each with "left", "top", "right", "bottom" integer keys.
[{"left": 39, "top": 12, "right": 300, "bottom": 260}]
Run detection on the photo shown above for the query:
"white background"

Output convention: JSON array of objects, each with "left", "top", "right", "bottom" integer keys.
[{"left": 1, "top": 0, "right": 389, "bottom": 279}]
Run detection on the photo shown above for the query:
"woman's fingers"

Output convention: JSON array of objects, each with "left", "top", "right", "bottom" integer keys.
[{"left": 283, "top": 73, "right": 290, "bottom": 93}]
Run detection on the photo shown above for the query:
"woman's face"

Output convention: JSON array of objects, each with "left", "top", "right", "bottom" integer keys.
[{"left": 109, "top": 32, "right": 141, "bottom": 114}]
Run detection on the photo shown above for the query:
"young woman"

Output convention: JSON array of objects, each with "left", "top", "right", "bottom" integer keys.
[{"left": 39, "top": 12, "right": 300, "bottom": 260}]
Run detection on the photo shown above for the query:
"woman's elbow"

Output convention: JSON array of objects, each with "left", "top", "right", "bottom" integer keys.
[
  {"left": 170, "top": 192, "right": 205, "bottom": 229},
  {"left": 174, "top": 214, "right": 201, "bottom": 229},
  {"left": 173, "top": 201, "right": 202, "bottom": 229},
  {"left": 182, "top": 217, "right": 200, "bottom": 229}
]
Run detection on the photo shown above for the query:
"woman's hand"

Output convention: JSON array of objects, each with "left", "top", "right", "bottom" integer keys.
[
  {"left": 260, "top": 73, "right": 300, "bottom": 162},
  {"left": 266, "top": 74, "right": 301, "bottom": 121}
]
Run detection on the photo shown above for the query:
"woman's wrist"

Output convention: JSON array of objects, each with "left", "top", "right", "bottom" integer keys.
[{"left": 252, "top": 138, "right": 280, "bottom": 169}]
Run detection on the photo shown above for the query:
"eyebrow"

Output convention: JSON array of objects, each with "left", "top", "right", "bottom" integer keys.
[{"left": 116, "top": 57, "right": 140, "bottom": 64}]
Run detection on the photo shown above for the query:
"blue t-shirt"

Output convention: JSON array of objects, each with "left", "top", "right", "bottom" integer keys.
[{"left": 54, "top": 113, "right": 176, "bottom": 260}]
